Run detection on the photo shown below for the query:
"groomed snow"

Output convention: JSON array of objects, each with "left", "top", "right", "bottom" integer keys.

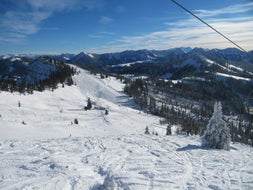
[{"left": 0, "top": 67, "right": 253, "bottom": 190}]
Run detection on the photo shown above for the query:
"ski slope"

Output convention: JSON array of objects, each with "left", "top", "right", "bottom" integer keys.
[
  {"left": 0, "top": 67, "right": 253, "bottom": 190},
  {"left": 0, "top": 68, "right": 161, "bottom": 140},
  {"left": 1, "top": 135, "right": 253, "bottom": 190}
]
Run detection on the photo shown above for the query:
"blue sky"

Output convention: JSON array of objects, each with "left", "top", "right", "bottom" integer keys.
[{"left": 0, "top": 0, "right": 253, "bottom": 54}]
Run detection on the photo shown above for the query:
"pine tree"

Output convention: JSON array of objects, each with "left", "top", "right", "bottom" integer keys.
[
  {"left": 74, "top": 118, "right": 78, "bottom": 125},
  {"left": 145, "top": 126, "right": 150, "bottom": 135},
  {"left": 201, "top": 102, "right": 231, "bottom": 150},
  {"left": 166, "top": 125, "right": 172, "bottom": 136},
  {"left": 87, "top": 98, "right": 92, "bottom": 110}
]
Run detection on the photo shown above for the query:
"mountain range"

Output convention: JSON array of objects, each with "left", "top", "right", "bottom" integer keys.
[
  {"left": 58, "top": 47, "right": 253, "bottom": 80},
  {"left": 1, "top": 47, "right": 253, "bottom": 189},
  {"left": 0, "top": 47, "right": 252, "bottom": 98}
]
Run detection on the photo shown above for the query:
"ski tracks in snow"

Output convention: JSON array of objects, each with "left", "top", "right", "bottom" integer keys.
[{"left": 1, "top": 135, "right": 253, "bottom": 190}]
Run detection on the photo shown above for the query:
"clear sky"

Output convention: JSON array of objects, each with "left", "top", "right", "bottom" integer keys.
[{"left": 0, "top": 0, "right": 253, "bottom": 54}]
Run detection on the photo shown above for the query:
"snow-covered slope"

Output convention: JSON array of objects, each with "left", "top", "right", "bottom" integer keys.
[
  {"left": 0, "top": 67, "right": 253, "bottom": 190},
  {"left": 1, "top": 135, "right": 252, "bottom": 190},
  {"left": 0, "top": 67, "right": 160, "bottom": 140}
]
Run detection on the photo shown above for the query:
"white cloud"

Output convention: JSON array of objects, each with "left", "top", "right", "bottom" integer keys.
[
  {"left": 195, "top": 2, "right": 253, "bottom": 17},
  {"left": 95, "top": 3, "right": 253, "bottom": 52},
  {"left": 99, "top": 16, "right": 113, "bottom": 25},
  {"left": 27, "top": 0, "right": 103, "bottom": 12},
  {"left": 2, "top": 11, "right": 51, "bottom": 35},
  {"left": 0, "top": 0, "right": 103, "bottom": 44}
]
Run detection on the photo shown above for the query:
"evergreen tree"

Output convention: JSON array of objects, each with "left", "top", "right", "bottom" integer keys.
[
  {"left": 201, "top": 102, "right": 231, "bottom": 150},
  {"left": 166, "top": 125, "right": 172, "bottom": 136},
  {"left": 87, "top": 98, "right": 92, "bottom": 110},
  {"left": 145, "top": 126, "right": 150, "bottom": 135},
  {"left": 74, "top": 118, "right": 79, "bottom": 125}
]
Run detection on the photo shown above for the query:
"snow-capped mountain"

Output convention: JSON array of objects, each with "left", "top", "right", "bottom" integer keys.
[
  {"left": 0, "top": 57, "right": 56, "bottom": 84},
  {"left": 99, "top": 49, "right": 157, "bottom": 65},
  {"left": 70, "top": 52, "right": 98, "bottom": 65},
  {"left": 64, "top": 48, "right": 253, "bottom": 77},
  {"left": 23, "top": 58, "right": 57, "bottom": 84},
  {"left": 0, "top": 56, "right": 76, "bottom": 94},
  {"left": 50, "top": 53, "right": 76, "bottom": 61},
  {"left": 2, "top": 47, "right": 252, "bottom": 76}
]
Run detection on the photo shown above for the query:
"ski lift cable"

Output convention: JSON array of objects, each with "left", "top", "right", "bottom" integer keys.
[{"left": 170, "top": 0, "right": 248, "bottom": 53}]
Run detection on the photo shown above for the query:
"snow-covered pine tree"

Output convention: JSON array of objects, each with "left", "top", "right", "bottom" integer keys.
[{"left": 201, "top": 102, "right": 231, "bottom": 150}]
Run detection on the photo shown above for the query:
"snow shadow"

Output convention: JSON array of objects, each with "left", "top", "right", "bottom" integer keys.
[
  {"left": 116, "top": 95, "right": 138, "bottom": 108},
  {"left": 176, "top": 144, "right": 209, "bottom": 151}
]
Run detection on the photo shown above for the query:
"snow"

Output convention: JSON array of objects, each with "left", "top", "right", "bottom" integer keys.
[
  {"left": 205, "top": 58, "right": 215, "bottom": 64},
  {"left": 111, "top": 60, "right": 150, "bottom": 68},
  {"left": 0, "top": 69, "right": 160, "bottom": 140},
  {"left": 122, "top": 74, "right": 149, "bottom": 80},
  {"left": 10, "top": 57, "right": 22, "bottom": 62},
  {"left": 203, "top": 57, "right": 231, "bottom": 71},
  {"left": 216, "top": 72, "right": 251, "bottom": 81},
  {"left": 0, "top": 66, "right": 253, "bottom": 189},
  {"left": 2, "top": 55, "right": 11, "bottom": 59},
  {"left": 87, "top": 53, "right": 94, "bottom": 58},
  {"left": 227, "top": 64, "right": 244, "bottom": 72},
  {"left": 183, "top": 76, "right": 207, "bottom": 82},
  {"left": 202, "top": 102, "right": 231, "bottom": 150},
  {"left": 1, "top": 135, "right": 252, "bottom": 189},
  {"left": 171, "top": 80, "right": 181, "bottom": 84}
]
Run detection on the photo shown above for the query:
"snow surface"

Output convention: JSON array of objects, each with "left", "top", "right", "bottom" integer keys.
[
  {"left": 10, "top": 57, "right": 22, "bottom": 62},
  {"left": 227, "top": 64, "right": 244, "bottom": 72},
  {"left": 1, "top": 67, "right": 253, "bottom": 189},
  {"left": 0, "top": 68, "right": 159, "bottom": 140},
  {"left": 203, "top": 57, "right": 231, "bottom": 72},
  {"left": 87, "top": 53, "right": 94, "bottom": 58},
  {"left": 111, "top": 60, "right": 151, "bottom": 68},
  {"left": 63, "top": 56, "right": 70, "bottom": 61},
  {"left": 216, "top": 72, "right": 251, "bottom": 81},
  {"left": 1, "top": 135, "right": 253, "bottom": 189}
]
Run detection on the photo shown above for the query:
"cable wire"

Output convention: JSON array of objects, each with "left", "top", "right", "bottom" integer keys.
[{"left": 170, "top": 0, "right": 248, "bottom": 52}]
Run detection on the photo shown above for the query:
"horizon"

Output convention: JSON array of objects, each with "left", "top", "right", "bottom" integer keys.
[
  {"left": 1, "top": 46, "right": 253, "bottom": 57},
  {"left": 2, "top": 46, "right": 253, "bottom": 57},
  {"left": 0, "top": 0, "right": 253, "bottom": 54}
]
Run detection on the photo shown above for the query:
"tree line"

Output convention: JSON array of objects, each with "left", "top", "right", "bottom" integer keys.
[
  {"left": 124, "top": 77, "right": 253, "bottom": 146},
  {"left": 0, "top": 57, "right": 76, "bottom": 94}
]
